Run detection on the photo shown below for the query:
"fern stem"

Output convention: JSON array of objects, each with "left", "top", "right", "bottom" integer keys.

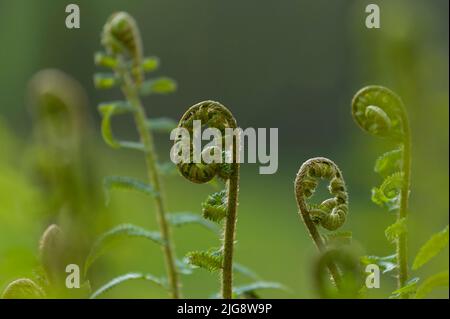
[
  {"left": 398, "top": 114, "right": 411, "bottom": 297},
  {"left": 120, "top": 61, "right": 181, "bottom": 299},
  {"left": 296, "top": 186, "right": 342, "bottom": 289},
  {"left": 221, "top": 163, "right": 240, "bottom": 299},
  {"left": 294, "top": 158, "right": 349, "bottom": 290}
]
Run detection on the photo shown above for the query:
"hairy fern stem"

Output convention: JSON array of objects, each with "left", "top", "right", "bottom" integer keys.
[
  {"left": 398, "top": 114, "right": 411, "bottom": 296},
  {"left": 117, "top": 58, "right": 180, "bottom": 298},
  {"left": 294, "top": 157, "right": 350, "bottom": 290},
  {"left": 174, "top": 101, "right": 240, "bottom": 298},
  {"left": 222, "top": 163, "right": 240, "bottom": 298},
  {"left": 351, "top": 85, "right": 412, "bottom": 297}
]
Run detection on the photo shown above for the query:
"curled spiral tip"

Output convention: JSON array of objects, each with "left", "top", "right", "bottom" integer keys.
[
  {"left": 1, "top": 278, "right": 45, "bottom": 299},
  {"left": 39, "top": 224, "right": 65, "bottom": 283},
  {"left": 175, "top": 100, "right": 238, "bottom": 184},
  {"left": 351, "top": 85, "right": 406, "bottom": 140},
  {"left": 314, "top": 248, "right": 362, "bottom": 298},
  {"left": 102, "top": 11, "right": 143, "bottom": 83},
  {"left": 295, "top": 157, "right": 349, "bottom": 231},
  {"left": 27, "top": 69, "right": 87, "bottom": 127}
]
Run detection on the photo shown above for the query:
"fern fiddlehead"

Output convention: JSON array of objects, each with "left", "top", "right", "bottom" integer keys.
[
  {"left": 352, "top": 85, "right": 411, "bottom": 296},
  {"left": 94, "top": 12, "right": 180, "bottom": 298},
  {"left": 174, "top": 100, "right": 240, "bottom": 299},
  {"left": 295, "top": 157, "right": 349, "bottom": 288},
  {"left": 27, "top": 69, "right": 100, "bottom": 266},
  {"left": 2, "top": 224, "right": 91, "bottom": 299}
]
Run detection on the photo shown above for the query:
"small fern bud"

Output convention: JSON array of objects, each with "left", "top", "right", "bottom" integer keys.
[
  {"left": 1, "top": 278, "right": 45, "bottom": 299},
  {"left": 102, "top": 12, "right": 143, "bottom": 84},
  {"left": 39, "top": 224, "right": 65, "bottom": 284}
]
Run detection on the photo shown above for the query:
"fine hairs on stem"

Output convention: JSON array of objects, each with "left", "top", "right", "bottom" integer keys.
[
  {"left": 94, "top": 12, "right": 180, "bottom": 298},
  {"left": 294, "top": 157, "right": 349, "bottom": 290},
  {"left": 351, "top": 85, "right": 411, "bottom": 296},
  {"left": 174, "top": 101, "right": 240, "bottom": 299}
]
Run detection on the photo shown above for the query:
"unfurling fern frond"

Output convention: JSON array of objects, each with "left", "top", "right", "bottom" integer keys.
[
  {"left": 371, "top": 172, "right": 403, "bottom": 211},
  {"left": 101, "top": 12, "right": 143, "bottom": 85},
  {"left": 314, "top": 248, "right": 362, "bottom": 299},
  {"left": 174, "top": 101, "right": 240, "bottom": 299},
  {"left": 374, "top": 148, "right": 403, "bottom": 177},
  {"left": 94, "top": 12, "right": 181, "bottom": 297},
  {"left": 1, "top": 278, "right": 46, "bottom": 299},
  {"left": 295, "top": 157, "right": 350, "bottom": 291},
  {"left": 351, "top": 85, "right": 412, "bottom": 295},
  {"left": 351, "top": 85, "right": 408, "bottom": 140},
  {"left": 202, "top": 190, "right": 228, "bottom": 223}
]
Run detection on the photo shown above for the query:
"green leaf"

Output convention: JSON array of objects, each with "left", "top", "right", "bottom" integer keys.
[
  {"left": 391, "top": 277, "right": 419, "bottom": 298},
  {"left": 202, "top": 190, "right": 228, "bottom": 223},
  {"left": 140, "top": 77, "right": 177, "bottom": 95},
  {"left": 103, "top": 176, "right": 158, "bottom": 205},
  {"left": 94, "top": 73, "right": 119, "bottom": 89},
  {"left": 142, "top": 56, "right": 160, "bottom": 72},
  {"left": 233, "top": 263, "right": 261, "bottom": 280},
  {"left": 147, "top": 117, "right": 177, "bottom": 133},
  {"left": 415, "top": 271, "right": 449, "bottom": 299},
  {"left": 90, "top": 273, "right": 166, "bottom": 299},
  {"left": 167, "top": 212, "right": 220, "bottom": 234},
  {"left": 98, "top": 101, "right": 133, "bottom": 149},
  {"left": 360, "top": 254, "right": 397, "bottom": 274},
  {"left": 374, "top": 148, "right": 403, "bottom": 177},
  {"left": 385, "top": 218, "right": 407, "bottom": 243},
  {"left": 1, "top": 278, "right": 46, "bottom": 299},
  {"left": 371, "top": 172, "right": 403, "bottom": 211},
  {"left": 84, "top": 224, "right": 165, "bottom": 276},
  {"left": 94, "top": 52, "right": 118, "bottom": 68},
  {"left": 413, "top": 225, "right": 449, "bottom": 270},
  {"left": 186, "top": 249, "right": 223, "bottom": 272}
]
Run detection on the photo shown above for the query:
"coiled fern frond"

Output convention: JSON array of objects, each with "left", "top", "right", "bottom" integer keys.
[
  {"left": 295, "top": 157, "right": 350, "bottom": 290},
  {"left": 352, "top": 85, "right": 412, "bottom": 296},
  {"left": 174, "top": 100, "right": 240, "bottom": 299}
]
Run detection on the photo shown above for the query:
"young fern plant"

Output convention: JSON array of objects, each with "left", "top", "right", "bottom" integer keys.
[
  {"left": 173, "top": 101, "right": 240, "bottom": 299},
  {"left": 27, "top": 69, "right": 99, "bottom": 263},
  {"left": 92, "top": 12, "right": 181, "bottom": 298},
  {"left": 351, "top": 85, "right": 412, "bottom": 296},
  {"left": 294, "top": 157, "right": 352, "bottom": 293},
  {"left": 1, "top": 225, "right": 90, "bottom": 299}
]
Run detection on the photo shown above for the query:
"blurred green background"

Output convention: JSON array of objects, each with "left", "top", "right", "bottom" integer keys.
[{"left": 0, "top": 0, "right": 448, "bottom": 298}]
